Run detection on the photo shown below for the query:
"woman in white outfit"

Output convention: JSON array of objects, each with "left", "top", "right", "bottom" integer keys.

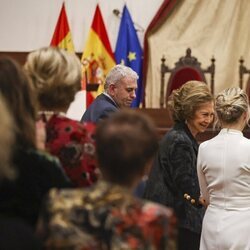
[{"left": 197, "top": 87, "right": 250, "bottom": 250}]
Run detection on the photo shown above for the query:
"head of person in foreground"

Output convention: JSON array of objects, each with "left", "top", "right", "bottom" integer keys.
[{"left": 96, "top": 109, "right": 158, "bottom": 189}]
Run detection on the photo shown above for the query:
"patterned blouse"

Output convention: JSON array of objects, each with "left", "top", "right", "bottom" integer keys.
[
  {"left": 37, "top": 180, "right": 176, "bottom": 250},
  {"left": 41, "top": 113, "right": 99, "bottom": 187}
]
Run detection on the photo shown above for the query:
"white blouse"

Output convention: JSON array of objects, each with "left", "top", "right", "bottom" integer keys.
[{"left": 197, "top": 128, "right": 250, "bottom": 209}]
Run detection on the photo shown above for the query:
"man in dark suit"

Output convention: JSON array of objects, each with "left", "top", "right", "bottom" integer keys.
[{"left": 81, "top": 64, "right": 138, "bottom": 123}]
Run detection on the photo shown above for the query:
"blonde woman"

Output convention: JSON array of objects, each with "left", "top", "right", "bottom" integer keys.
[
  {"left": 25, "top": 47, "right": 98, "bottom": 187},
  {"left": 197, "top": 87, "right": 250, "bottom": 249}
]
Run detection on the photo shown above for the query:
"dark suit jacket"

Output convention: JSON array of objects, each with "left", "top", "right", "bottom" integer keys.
[
  {"left": 81, "top": 93, "right": 119, "bottom": 123},
  {"left": 144, "top": 121, "right": 204, "bottom": 234}
]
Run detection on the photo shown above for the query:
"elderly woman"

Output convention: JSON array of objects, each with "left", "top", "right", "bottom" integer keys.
[
  {"left": 25, "top": 47, "right": 98, "bottom": 187},
  {"left": 197, "top": 87, "right": 250, "bottom": 249},
  {"left": 144, "top": 81, "right": 214, "bottom": 250}
]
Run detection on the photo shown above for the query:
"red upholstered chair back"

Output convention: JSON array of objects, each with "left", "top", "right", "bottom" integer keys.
[
  {"left": 167, "top": 67, "right": 204, "bottom": 99},
  {"left": 160, "top": 48, "right": 215, "bottom": 108}
]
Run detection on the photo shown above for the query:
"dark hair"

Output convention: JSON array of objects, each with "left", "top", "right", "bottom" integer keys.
[
  {"left": 0, "top": 57, "right": 37, "bottom": 148},
  {"left": 96, "top": 110, "right": 158, "bottom": 186},
  {"left": 0, "top": 94, "right": 15, "bottom": 180}
]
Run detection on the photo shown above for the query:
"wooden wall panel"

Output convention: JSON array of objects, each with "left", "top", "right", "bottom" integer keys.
[
  {"left": 138, "top": 108, "right": 250, "bottom": 142},
  {"left": 0, "top": 52, "right": 82, "bottom": 65},
  {"left": 0, "top": 52, "right": 28, "bottom": 65}
]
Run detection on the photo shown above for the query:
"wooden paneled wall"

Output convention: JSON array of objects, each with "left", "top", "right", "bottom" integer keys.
[
  {"left": 0, "top": 52, "right": 28, "bottom": 65},
  {"left": 0, "top": 52, "right": 82, "bottom": 65},
  {"left": 138, "top": 108, "right": 250, "bottom": 142}
]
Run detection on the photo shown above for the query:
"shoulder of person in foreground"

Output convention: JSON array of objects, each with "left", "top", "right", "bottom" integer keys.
[
  {"left": 19, "top": 148, "right": 72, "bottom": 188},
  {"left": 140, "top": 199, "right": 177, "bottom": 242},
  {"left": 0, "top": 216, "right": 42, "bottom": 250},
  {"left": 37, "top": 187, "right": 177, "bottom": 250}
]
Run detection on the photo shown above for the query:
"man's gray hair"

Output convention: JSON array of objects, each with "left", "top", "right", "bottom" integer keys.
[{"left": 104, "top": 64, "right": 138, "bottom": 90}]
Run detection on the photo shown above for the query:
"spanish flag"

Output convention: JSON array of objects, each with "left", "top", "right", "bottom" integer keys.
[
  {"left": 50, "top": 3, "right": 74, "bottom": 52},
  {"left": 81, "top": 4, "right": 116, "bottom": 107}
]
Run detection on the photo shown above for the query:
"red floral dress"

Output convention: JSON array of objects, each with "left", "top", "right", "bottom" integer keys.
[{"left": 42, "top": 113, "right": 98, "bottom": 187}]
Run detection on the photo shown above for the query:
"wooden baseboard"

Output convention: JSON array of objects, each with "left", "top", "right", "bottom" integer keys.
[{"left": 137, "top": 108, "right": 250, "bottom": 142}]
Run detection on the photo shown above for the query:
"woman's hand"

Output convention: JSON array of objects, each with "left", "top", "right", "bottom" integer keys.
[{"left": 199, "top": 196, "right": 207, "bottom": 208}]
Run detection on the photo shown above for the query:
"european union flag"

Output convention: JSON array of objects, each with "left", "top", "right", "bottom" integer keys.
[{"left": 115, "top": 5, "right": 143, "bottom": 107}]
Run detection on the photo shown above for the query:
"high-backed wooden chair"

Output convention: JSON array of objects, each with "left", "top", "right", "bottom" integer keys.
[
  {"left": 239, "top": 57, "right": 250, "bottom": 97},
  {"left": 160, "top": 48, "right": 215, "bottom": 108}
]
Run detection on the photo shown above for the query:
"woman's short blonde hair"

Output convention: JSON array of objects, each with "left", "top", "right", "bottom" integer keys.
[
  {"left": 25, "top": 47, "right": 82, "bottom": 110},
  {"left": 215, "top": 87, "right": 249, "bottom": 124},
  {"left": 168, "top": 81, "right": 213, "bottom": 122}
]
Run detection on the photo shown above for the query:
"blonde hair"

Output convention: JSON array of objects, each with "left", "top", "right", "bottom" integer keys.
[
  {"left": 25, "top": 47, "right": 82, "bottom": 110},
  {"left": 168, "top": 81, "right": 213, "bottom": 122},
  {"left": 215, "top": 87, "right": 249, "bottom": 125}
]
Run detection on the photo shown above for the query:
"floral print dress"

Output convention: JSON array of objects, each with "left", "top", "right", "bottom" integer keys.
[
  {"left": 41, "top": 113, "right": 99, "bottom": 187},
  {"left": 37, "top": 181, "right": 176, "bottom": 250}
]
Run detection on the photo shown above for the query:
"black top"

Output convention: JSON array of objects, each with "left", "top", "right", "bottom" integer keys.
[
  {"left": 144, "top": 121, "right": 204, "bottom": 234},
  {"left": 0, "top": 215, "right": 42, "bottom": 250},
  {"left": 0, "top": 148, "right": 71, "bottom": 228}
]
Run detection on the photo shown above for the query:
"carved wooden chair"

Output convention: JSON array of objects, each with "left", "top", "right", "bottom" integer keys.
[
  {"left": 160, "top": 48, "right": 215, "bottom": 108},
  {"left": 239, "top": 57, "right": 250, "bottom": 97}
]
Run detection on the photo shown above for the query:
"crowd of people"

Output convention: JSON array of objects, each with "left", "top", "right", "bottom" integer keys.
[{"left": 0, "top": 46, "right": 250, "bottom": 250}]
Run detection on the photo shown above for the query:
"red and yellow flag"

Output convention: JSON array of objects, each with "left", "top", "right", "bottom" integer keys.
[
  {"left": 51, "top": 3, "right": 87, "bottom": 119},
  {"left": 50, "top": 3, "right": 74, "bottom": 52},
  {"left": 81, "top": 4, "right": 116, "bottom": 107}
]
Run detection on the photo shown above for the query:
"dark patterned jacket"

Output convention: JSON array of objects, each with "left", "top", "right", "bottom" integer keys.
[{"left": 144, "top": 121, "right": 204, "bottom": 234}]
